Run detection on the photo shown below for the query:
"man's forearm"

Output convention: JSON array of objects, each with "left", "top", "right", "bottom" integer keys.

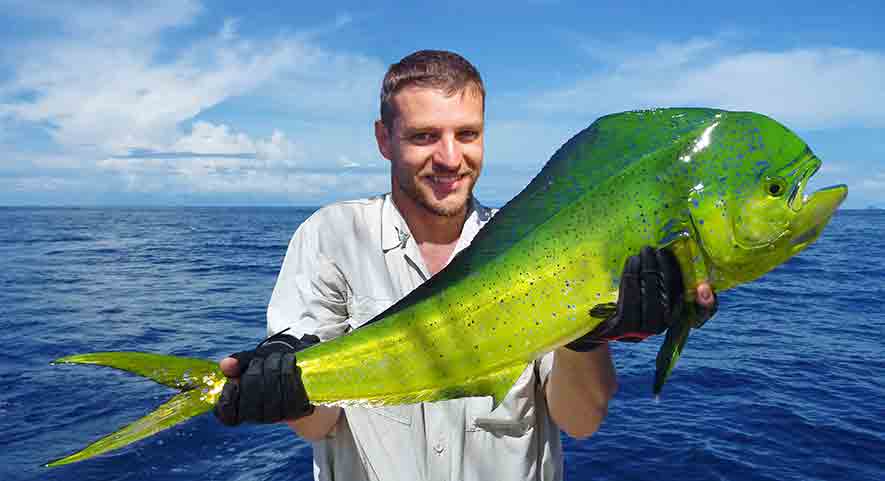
[
  {"left": 545, "top": 345, "right": 618, "bottom": 439},
  {"left": 286, "top": 405, "right": 342, "bottom": 441}
]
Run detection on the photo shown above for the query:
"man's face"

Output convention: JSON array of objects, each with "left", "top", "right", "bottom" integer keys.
[{"left": 375, "top": 85, "right": 484, "bottom": 218}]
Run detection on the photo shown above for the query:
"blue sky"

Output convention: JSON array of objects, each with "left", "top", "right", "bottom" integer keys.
[{"left": 1, "top": 0, "right": 883, "bottom": 207}]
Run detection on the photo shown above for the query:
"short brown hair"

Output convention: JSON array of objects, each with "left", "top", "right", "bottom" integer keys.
[{"left": 380, "top": 50, "right": 485, "bottom": 128}]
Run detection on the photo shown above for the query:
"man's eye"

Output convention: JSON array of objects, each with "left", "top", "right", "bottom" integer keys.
[
  {"left": 411, "top": 133, "right": 435, "bottom": 144},
  {"left": 458, "top": 130, "right": 479, "bottom": 142}
]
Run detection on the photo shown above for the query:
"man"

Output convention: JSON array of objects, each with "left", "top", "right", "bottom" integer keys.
[{"left": 216, "top": 50, "right": 717, "bottom": 480}]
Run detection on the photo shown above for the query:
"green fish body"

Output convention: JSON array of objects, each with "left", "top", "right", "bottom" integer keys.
[{"left": 49, "top": 108, "right": 847, "bottom": 466}]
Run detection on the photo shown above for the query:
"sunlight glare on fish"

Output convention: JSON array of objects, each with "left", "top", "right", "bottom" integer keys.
[{"left": 681, "top": 121, "right": 720, "bottom": 162}]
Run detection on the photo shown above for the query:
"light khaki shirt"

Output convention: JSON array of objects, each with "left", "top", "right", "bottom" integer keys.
[{"left": 268, "top": 193, "right": 562, "bottom": 481}]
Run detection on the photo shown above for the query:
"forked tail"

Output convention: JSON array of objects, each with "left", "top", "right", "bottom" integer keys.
[{"left": 46, "top": 352, "right": 224, "bottom": 467}]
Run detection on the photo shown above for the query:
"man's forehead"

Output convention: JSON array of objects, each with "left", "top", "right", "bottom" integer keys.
[{"left": 390, "top": 85, "right": 484, "bottom": 129}]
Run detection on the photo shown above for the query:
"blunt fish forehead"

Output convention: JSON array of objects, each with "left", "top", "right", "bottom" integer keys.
[{"left": 686, "top": 111, "right": 810, "bottom": 194}]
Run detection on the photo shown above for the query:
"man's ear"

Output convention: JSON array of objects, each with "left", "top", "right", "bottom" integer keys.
[{"left": 374, "top": 120, "right": 392, "bottom": 161}]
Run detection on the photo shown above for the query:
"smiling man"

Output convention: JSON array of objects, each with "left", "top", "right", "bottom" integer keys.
[
  {"left": 374, "top": 59, "right": 486, "bottom": 274},
  {"left": 215, "top": 50, "right": 715, "bottom": 481}
]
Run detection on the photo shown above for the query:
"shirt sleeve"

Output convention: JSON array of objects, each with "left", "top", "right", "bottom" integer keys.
[
  {"left": 536, "top": 351, "right": 555, "bottom": 388},
  {"left": 267, "top": 214, "right": 351, "bottom": 341}
]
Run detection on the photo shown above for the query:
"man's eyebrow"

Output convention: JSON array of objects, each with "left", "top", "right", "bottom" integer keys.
[
  {"left": 400, "top": 126, "right": 436, "bottom": 136},
  {"left": 400, "top": 121, "right": 484, "bottom": 135}
]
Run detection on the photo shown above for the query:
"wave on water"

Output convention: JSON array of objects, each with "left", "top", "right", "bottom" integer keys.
[{"left": 1, "top": 208, "right": 882, "bottom": 481}]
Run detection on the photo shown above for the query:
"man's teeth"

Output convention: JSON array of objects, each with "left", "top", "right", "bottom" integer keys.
[{"left": 429, "top": 176, "right": 460, "bottom": 184}]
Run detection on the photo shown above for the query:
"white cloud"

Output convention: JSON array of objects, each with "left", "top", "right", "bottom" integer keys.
[
  {"left": 1, "top": 19, "right": 311, "bottom": 155},
  {"left": 171, "top": 121, "right": 300, "bottom": 165},
  {"left": 1, "top": 0, "right": 203, "bottom": 41},
  {"left": 860, "top": 173, "right": 885, "bottom": 192},
  {"left": 0, "top": 1, "right": 388, "bottom": 201},
  {"left": 96, "top": 121, "right": 307, "bottom": 192},
  {"left": 530, "top": 38, "right": 885, "bottom": 130},
  {"left": 7, "top": 176, "right": 84, "bottom": 192},
  {"left": 0, "top": 1, "right": 381, "bottom": 156}
]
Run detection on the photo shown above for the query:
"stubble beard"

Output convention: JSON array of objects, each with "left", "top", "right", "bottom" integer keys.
[{"left": 396, "top": 174, "right": 473, "bottom": 218}]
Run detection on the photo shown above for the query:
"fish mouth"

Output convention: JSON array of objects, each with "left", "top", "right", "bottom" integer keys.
[
  {"left": 788, "top": 155, "right": 822, "bottom": 212},
  {"left": 789, "top": 183, "right": 848, "bottom": 248}
]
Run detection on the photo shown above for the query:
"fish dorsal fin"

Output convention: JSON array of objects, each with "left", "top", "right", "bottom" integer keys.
[
  {"left": 465, "top": 109, "right": 721, "bottom": 262},
  {"left": 362, "top": 109, "right": 723, "bottom": 325}
]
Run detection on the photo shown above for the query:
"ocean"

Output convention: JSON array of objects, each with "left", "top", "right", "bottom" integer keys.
[{"left": 1, "top": 207, "right": 883, "bottom": 481}]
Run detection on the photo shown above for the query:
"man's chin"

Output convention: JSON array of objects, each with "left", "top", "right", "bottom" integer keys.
[
  {"left": 419, "top": 192, "right": 470, "bottom": 218},
  {"left": 421, "top": 200, "right": 467, "bottom": 217},
  {"left": 394, "top": 177, "right": 473, "bottom": 218}
]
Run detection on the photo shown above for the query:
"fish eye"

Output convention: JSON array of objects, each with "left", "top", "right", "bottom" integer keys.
[{"left": 766, "top": 178, "right": 787, "bottom": 197}]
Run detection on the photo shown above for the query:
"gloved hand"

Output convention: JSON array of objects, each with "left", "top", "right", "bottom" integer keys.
[
  {"left": 566, "top": 246, "right": 716, "bottom": 351},
  {"left": 214, "top": 331, "right": 316, "bottom": 426}
]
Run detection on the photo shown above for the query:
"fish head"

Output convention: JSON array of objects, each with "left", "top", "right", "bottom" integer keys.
[{"left": 684, "top": 111, "right": 847, "bottom": 289}]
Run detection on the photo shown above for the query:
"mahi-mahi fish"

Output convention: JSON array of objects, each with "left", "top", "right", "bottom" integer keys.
[{"left": 47, "top": 108, "right": 847, "bottom": 466}]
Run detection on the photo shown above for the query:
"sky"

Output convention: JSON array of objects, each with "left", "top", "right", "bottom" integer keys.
[{"left": 0, "top": 0, "right": 883, "bottom": 208}]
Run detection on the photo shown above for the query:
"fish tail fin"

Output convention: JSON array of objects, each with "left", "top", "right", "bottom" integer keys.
[{"left": 46, "top": 352, "right": 224, "bottom": 467}]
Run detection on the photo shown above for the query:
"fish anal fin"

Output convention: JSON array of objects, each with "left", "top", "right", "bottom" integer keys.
[
  {"left": 46, "top": 388, "right": 216, "bottom": 467},
  {"left": 53, "top": 352, "right": 222, "bottom": 390},
  {"left": 486, "top": 363, "right": 528, "bottom": 409},
  {"left": 312, "top": 362, "right": 528, "bottom": 409}
]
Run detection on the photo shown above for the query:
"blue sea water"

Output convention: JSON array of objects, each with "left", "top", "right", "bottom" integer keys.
[{"left": 1, "top": 207, "right": 883, "bottom": 481}]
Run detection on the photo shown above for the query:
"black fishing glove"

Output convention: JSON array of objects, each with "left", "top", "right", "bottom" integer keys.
[
  {"left": 566, "top": 246, "right": 712, "bottom": 351},
  {"left": 214, "top": 331, "right": 317, "bottom": 426}
]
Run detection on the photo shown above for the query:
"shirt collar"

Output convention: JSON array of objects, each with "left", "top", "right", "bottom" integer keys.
[{"left": 380, "top": 193, "right": 484, "bottom": 254}]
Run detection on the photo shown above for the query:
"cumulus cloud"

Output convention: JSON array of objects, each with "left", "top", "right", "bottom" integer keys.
[
  {"left": 0, "top": 0, "right": 382, "bottom": 155},
  {"left": 530, "top": 36, "right": 885, "bottom": 130},
  {"left": 170, "top": 121, "right": 300, "bottom": 164},
  {"left": 0, "top": 1, "right": 388, "bottom": 202},
  {"left": 91, "top": 120, "right": 394, "bottom": 198},
  {"left": 1, "top": 16, "right": 314, "bottom": 155},
  {"left": 97, "top": 121, "right": 303, "bottom": 192}
]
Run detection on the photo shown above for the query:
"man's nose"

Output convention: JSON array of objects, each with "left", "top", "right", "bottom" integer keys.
[{"left": 432, "top": 134, "right": 461, "bottom": 171}]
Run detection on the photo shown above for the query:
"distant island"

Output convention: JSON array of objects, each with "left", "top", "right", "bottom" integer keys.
[{"left": 867, "top": 205, "right": 884, "bottom": 210}]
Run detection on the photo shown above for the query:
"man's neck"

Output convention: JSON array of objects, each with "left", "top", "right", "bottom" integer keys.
[
  {"left": 392, "top": 191, "right": 468, "bottom": 244},
  {"left": 391, "top": 191, "right": 469, "bottom": 275}
]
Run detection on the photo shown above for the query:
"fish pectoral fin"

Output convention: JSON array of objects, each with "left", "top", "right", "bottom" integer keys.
[
  {"left": 46, "top": 388, "right": 216, "bottom": 467},
  {"left": 653, "top": 306, "right": 694, "bottom": 396},
  {"left": 52, "top": 352, "right": 222, "bottom": 390}
]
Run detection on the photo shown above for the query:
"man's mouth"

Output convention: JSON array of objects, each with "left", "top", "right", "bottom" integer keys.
[
  {"left": 428, "top": 174, "right": 463, "bottom": 184},
  {"left": 425, "top": 174, "right": 468, "bottom": 191}
]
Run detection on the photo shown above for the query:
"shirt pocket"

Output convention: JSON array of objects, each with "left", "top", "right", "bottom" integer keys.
[{"left": 370, "top": 405, "right": 413, "bottom": 426}]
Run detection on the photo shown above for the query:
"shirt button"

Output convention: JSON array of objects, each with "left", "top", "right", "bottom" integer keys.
[{"left": 433, "top": 444, "right": 445, "bottom": 454}]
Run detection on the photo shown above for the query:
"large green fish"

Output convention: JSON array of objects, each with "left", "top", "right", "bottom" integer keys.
[{"left": 47, "top": 108, "right": 846, "bottom": 467}]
